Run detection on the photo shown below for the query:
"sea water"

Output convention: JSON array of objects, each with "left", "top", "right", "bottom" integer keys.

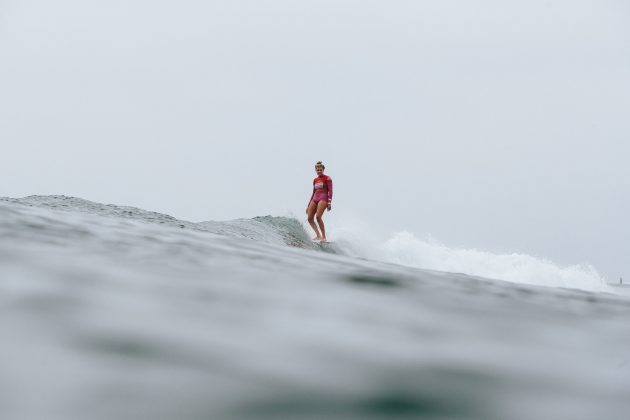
[{"left": 1, "top": 195, "right": 629, "bottom": 420}]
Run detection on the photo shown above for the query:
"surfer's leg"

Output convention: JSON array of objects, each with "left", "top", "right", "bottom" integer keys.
[
  {"left": 315, "top": 200, "right": 327, "bottom": 241},
  {"left": 307, "top": 201, "right": 321, "bottom": 239}
]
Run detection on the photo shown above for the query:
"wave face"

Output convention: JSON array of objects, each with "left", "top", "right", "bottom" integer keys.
[
  {"left": 200, "top": 216, "right": 339, "bottom": 253},
  {"left": 3, "top": 195, "right": 337, "bottom": 252},
  {"left": 2, "top": 195, "right": 630, "bottom": 420},
  {"left": 332, "top": 230, "right": 607, "bottom": 292}
]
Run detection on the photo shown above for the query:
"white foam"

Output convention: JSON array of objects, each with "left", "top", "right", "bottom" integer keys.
[{"left": 331, "top": 228, "right": 608, "bottom": 292}]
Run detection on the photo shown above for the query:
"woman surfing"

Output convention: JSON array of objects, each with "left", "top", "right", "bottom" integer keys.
[{"left": 306, "top": 161, "right": 333, "bottom": 243}]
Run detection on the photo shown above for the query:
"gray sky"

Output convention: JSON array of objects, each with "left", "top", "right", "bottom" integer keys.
[{"left": 1, "top": 0, "right": 629, "bottom": 280}]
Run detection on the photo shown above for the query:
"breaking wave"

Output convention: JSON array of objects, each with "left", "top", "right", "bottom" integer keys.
[
  {"left": 3, "top": 195, "right": 607, "bottom": 292},
  {"left": 330, "top": 229, "right": 607, "bottom": 292}
]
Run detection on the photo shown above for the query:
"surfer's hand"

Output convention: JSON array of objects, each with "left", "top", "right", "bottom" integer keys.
[{"left": 327, "top": 204, "right": 331, "bottom": 211}]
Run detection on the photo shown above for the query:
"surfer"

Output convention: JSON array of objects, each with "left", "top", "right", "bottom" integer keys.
[{"left": 306, "top": 161, "right": 333, "bottom": 243}]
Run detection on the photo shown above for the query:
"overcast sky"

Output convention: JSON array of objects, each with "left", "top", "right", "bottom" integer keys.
[{"left": 1, "top": 0, "right": 629, "bottom": 280}]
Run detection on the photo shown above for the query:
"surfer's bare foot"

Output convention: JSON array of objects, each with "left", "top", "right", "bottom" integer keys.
[
  {"left": 312, "top": 236, "right": 322, "bottom": 241},
  {"left": 320, "top": 238, "right": 327, "bottom": 243}
]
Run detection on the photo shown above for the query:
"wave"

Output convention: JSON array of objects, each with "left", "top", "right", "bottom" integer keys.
[{"left": 4, "top": 195, "right": 607, "bottom": 292}]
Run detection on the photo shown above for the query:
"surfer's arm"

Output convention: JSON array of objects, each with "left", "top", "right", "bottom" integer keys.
[
  {"left": 327, "top": 178, "right": 333, "bottom": 204},
  {"left": 307, "top": 188, "right": 315, "bottom": 207}
]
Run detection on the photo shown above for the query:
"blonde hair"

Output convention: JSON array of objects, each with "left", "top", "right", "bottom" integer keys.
[{"left": 315, "top": 161, "right": 325, "bottom": 170}]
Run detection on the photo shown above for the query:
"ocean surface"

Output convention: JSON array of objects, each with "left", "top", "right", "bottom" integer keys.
[{"left": 1, "top": 195, "right": 629, "bottom": 420}]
